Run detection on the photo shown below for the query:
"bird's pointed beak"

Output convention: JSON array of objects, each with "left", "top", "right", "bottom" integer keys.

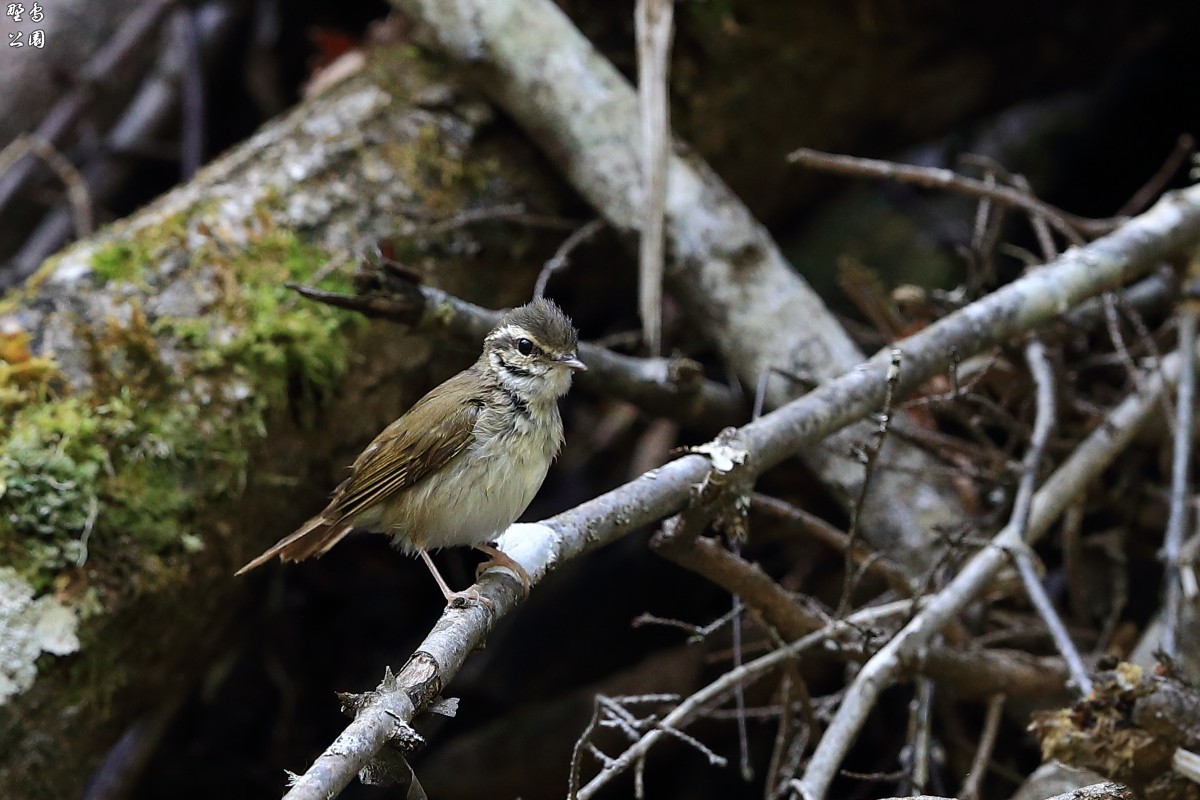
[{"left": 559, "top": 353, "right": 587, "bottom": 372}]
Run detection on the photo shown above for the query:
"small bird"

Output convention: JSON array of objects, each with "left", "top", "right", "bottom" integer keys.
[{"left": 236, "top": 298, "right": 585, "bottom": 603}]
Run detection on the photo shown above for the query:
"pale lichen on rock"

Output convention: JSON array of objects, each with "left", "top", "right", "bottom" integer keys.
[{"left": 0, "top": 568, "right": 80, "bottom": 703}]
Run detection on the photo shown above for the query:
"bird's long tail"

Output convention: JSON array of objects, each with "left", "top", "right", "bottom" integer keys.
[{"left": 235, "top": 515, "right": 353, "bottom": 575}]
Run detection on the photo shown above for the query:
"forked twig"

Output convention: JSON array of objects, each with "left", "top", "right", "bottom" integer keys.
[{"left": 1011, "top": 338, "right": 1094, "bottom": 694}]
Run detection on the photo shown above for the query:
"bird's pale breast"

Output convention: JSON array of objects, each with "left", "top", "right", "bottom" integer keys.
[{"left": 367, "top": 399, "right": 563, "bottom": 553}]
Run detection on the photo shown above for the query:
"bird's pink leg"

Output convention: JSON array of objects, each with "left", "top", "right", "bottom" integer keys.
[{"left": 419, "top": 549, "right": 492, "bottom": 609}]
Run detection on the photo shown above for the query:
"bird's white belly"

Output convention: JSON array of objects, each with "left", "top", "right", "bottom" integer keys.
[{"left": 378, "top": 420, "right": 557, "bottom": 553}]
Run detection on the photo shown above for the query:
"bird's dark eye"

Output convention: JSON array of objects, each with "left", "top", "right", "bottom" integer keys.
[{"left": 517, "top": 338, "right": 534, "bottom": 355}]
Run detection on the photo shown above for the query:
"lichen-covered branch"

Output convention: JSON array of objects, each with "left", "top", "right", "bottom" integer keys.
[
  {"left": 0, "top": 45, "right": 582, "bottom": 798},
  {"left": 283, "top": 184, "right": 1200, "bottom": 800}
]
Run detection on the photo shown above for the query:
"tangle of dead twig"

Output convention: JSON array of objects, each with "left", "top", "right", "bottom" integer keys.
[{"left": 794, "top": 343, "right": 1197, "bottom": 800}]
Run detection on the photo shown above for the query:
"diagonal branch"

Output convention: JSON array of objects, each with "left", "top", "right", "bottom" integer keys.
[
  {"left": 280, "top": 184, "right": 1200, "bottom": 800},
  {"left": 1010, "top": 338, "right": 1094, "bottom": 695}
]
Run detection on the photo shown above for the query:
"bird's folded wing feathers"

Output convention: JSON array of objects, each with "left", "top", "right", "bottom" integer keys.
[{"left": 331, "top": 371, "right": 483, "bottom": 520}]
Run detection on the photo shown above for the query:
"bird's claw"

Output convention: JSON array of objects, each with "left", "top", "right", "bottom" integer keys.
[
  {"left": 473, "top": 545, "right": 532, "bottom": 598},
  {"left": 447, "top": 587, "right": 495, "bottom": 612}
]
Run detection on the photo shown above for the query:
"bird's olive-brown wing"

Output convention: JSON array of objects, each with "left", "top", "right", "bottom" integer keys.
[{"left": 329, "top": 369, "right": 482, "bottom": 521}]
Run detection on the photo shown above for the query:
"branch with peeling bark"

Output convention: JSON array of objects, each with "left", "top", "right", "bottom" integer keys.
[{"left": 280, "top": 175, "right": 1200, "bottom": 798}]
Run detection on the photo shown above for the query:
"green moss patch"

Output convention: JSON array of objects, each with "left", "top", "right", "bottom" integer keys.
[
  {"left": 90, "top": 242, "right": 152, "bottom": 286},
  {"left": 0, "top": 220, "right": 360, "bottom": 595}
]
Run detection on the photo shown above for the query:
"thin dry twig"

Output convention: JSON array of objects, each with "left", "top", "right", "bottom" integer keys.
[
  {"left": 751, "top": 494, "right": 917, "bottom": 600},
  {"left": 1011, "top": 337, "right": 1094, "bottom": 695},
  {"left": 787, "top": 147, "right": 1116, "bottom": 241},
  {"left": 902, "top": 678, "right": 935, "bottom": 794},
  {"left": 1163, "top": 289, "right": 1198, "bottom": 655},
  {"left": 794, "top": 342, "right": 1196, "bottom": 800},
  {"left": 958, "top": 694, "right": 1006, "bottom": 800},
  {"left": 415, "top": 202, "right": 578, "bottom": 235},
  {"left": 838, "top": 348, "right": 901, "bottom": 616},
  {"left": 571, "top": 691, "right": 728, "bottom": 800},
  {"left": 631, "top": 608, "right": 739, "bottom": 641},
  {"left": 1120, "top": 133, "right": 1195, "bottom": 217},
  {"left": 635, "top": 0, "right": 674, "bottom": 355},
  {"left": 1102, "top": 292, "right": 1150, "bottom": 396},
  {"left": 12, "top": 134, "right": 94, "bottom": 238},
  {"left": 534, "top": 218, "right": 605, "bottom": 299},
  {"left": 967, "top": 168, "right": 999, "bottom": 294},
  {"left": 576, "top": 603, "right": 915, "bottom": 800},
  {"left": 1014, "top": 174, "right": 1057, "bottom": 260}
]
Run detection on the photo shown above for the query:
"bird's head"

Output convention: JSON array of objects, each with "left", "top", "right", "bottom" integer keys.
[{"left": 485, "top": 298, "right": 586, "bottom": 400}]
